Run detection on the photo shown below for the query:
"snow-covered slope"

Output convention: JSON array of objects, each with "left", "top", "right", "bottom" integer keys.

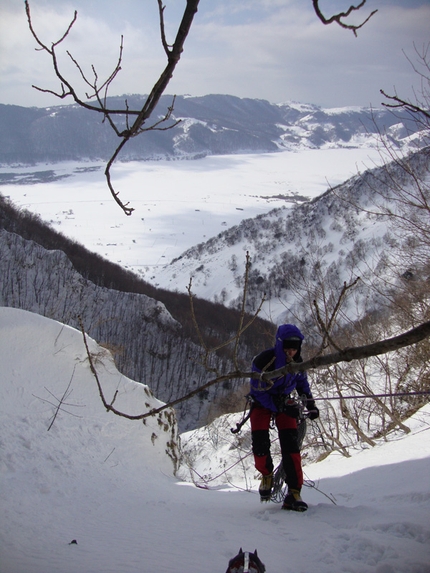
[
  {"left": 154, "top": 147, "right": 430, "bottom": 325},
  {"left": 0, "top": 229, "right": 247, "bottom": 431},
  {"left": 1, "top": 307, "right": 430, "bottom": 573}
]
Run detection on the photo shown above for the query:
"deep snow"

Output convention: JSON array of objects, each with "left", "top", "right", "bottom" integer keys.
[{"left": 1, "top": 307, "right": 430, "bottom": 573}]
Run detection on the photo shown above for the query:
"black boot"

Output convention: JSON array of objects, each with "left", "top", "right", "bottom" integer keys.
[{"left": 282, "top": 488, "right": 308, "bottom": 512}]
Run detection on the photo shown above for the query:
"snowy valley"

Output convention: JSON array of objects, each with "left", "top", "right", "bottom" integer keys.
[{"left": 154, "top": 147, "right": 430, "bottom": 325}]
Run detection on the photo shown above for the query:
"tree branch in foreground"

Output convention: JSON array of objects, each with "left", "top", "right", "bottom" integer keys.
[
  {"left": 264, "top": 320, "right": 430, "bottom": 381},
  {"left": 25, "top": 0, "right": 200, "bottom": 215},
  {"left": 380, "top": 43, "right": 430, "bottom": 123},
  {"left": 26, "top": 0, "right": 375, "bottom": 214},
  {"left": 79, "top": 314, "right": 430, "bottom": 421},
  {"left": 380, "top": 89, "right": 430, "bottom": 121}
]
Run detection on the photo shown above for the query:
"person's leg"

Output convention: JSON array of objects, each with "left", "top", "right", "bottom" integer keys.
[
  {"left": 276, "top": 412, "right": 303, "bottom": 490},
  {"left": 251, "top": 406, "right": 273, "bottom": 501},
  {"left": 250, "top": 406, "right": 273, "bottom": 475},
  {"left": 276, "top": 413, "right": 307, "bottom": 511}
]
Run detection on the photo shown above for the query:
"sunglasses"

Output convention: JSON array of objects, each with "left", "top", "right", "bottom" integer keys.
[{"left": 282, "top": 338, "right": 301, "bottom": 350}]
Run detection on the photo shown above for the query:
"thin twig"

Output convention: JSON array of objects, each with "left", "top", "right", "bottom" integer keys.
[{"left": 313, "top": 278, "right": 360, "bottom": 354}]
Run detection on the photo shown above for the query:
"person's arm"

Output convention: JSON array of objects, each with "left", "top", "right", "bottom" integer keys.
[{"left": 296, "top": 372, "right": 319, "bottom": 420}]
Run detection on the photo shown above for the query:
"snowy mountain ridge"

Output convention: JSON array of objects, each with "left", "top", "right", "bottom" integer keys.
[{"left": 0, "top": 94, "right": 425, "bottom": 164}]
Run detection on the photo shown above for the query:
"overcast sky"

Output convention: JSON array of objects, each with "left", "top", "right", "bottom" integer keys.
[{"left": 1, "top": 0, "right": 429, "bottom": 109}]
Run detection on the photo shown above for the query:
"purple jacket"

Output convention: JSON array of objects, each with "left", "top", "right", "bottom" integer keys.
[{"left": 250, "top": 324, "right": 311, "bottom": 412}]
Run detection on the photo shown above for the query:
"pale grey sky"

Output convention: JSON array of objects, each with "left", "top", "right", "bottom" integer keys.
[{"left": 0, "top": 0, "right": 429, "bottom": 109}]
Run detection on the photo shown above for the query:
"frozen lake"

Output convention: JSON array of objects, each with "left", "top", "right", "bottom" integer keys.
[{"left": 1, "top": 147, "right": 383, "bottom": 282}]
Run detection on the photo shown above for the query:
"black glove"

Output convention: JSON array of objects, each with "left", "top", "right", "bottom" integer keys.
[{"left": 306, "top": 399, "right": 319, "bottom": 420}]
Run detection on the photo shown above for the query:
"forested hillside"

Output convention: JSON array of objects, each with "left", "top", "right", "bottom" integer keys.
[
  {"left": 0, "top": 195, "right": 274, "bottom": 430},
  {"left": 151, "top": 145, "right": 430, "bottom": 448},
  {"left": 2, "top": 139, "right": 429, "bottom": 440},
  {"left": 156, "top": 147, "right": 430, "bottom": 330}
]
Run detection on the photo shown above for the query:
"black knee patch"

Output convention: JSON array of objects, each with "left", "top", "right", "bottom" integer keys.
[
  {"left": 252, "top": 430, "right": 271, "bottom": 457},
  {"left": 279, "top": 428, "right": 300, "bottom": 454}
]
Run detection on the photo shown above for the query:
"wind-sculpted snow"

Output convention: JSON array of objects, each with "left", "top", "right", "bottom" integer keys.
[{"left": 0, "top": 230, "right": 242, "bottom": 430}]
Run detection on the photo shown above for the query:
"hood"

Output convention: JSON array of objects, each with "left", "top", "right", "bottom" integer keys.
[{"left": 274, "top": 324, "right": 304, "bottom": 369}]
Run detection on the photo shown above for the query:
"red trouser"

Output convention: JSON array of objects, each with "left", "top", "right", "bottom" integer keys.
[{"left": 250, "top": 404, "right": 303, "bottom": 490}]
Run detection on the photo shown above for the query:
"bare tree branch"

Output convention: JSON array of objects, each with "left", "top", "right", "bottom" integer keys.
[
  {"left": 26, "top": 0, "right": 375, "bottom": 214},
  {"left": 312, "top": 0, "right": 377, "bottom": 37},
  {"left": 265, "top": 320, "right": 430, "bottom": 379},
  {"left": 313, "top": 278, "right": 361, "bottom": 354},
  {"left": 136, "top": 319, "right": 430, "bottom": 419},
  {"left": 380, "top": 89, "right": 430, "bottom": 120},
  {"left": 79, "top": 308, "right": 430, "bottom": 422},
  {"left": 232, "top": 252, "right": 266, "bottom": 369},
  {"left": 158, "top": 0, "right": 171, "bottom": 55},
  {"left": 186, "top": 253, "right": 266, "bottom": 373},
  {"left": 381, "top": 43, "right": 430, "bottom": 121},
  {"left": 25, "top": 0, "right": 200, "bottom": 215}
]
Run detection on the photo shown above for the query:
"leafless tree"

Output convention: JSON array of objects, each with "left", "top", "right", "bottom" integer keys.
[
  {"left": 378, "top": 44, "right": 430, "bottom": 264},
  {"left": 79, "top": 271, "right": 430, "bottom": 424},
  {"left": 300, "top": 45, "right": 430, "bottom": 451},
  {"left": 25, "top": 0, "right": 377, "bottom": 215},
  {"left": 336, "top": 45, "right": 430, "bottom": 321},
  {"left": 25, "top": 0, "right": 200, "bottom": 215},
  {"left": 72, "top": 238, "right": 430, "bottom": 464},
  {"left": 381, "top": 42, "right": 430, "bottom": 126}
]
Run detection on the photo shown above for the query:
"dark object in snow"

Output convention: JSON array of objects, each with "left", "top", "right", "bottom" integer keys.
[
  {"left": 225, "top": 548, "right": 265, "bottom": 573},
  {"left": 69, "top": 539, "right": 78, "bottom": 545}
]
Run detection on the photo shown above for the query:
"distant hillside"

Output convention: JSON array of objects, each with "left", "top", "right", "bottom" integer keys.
[
  {"left": 154, "top": 146, "right": 430, "bottom": 332},
  {"left": 0, "top": 94, "right": 425, "bottom": 164}
]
